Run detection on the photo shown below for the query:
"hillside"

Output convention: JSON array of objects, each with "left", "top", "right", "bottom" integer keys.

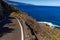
[{"left": 10, "top": 11, "right": 60, "bottom": 40}]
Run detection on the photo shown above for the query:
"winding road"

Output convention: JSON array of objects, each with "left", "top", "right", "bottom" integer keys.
[{"left": 0, "top": 17, "right": 24, "bottom": 40}]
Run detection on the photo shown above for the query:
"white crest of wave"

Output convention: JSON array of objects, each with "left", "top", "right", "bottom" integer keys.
[{"left": 38, "top": 21, "right": 60, "bottom": 28}]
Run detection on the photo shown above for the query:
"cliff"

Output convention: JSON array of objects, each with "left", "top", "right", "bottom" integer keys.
[{"left": 0, "top": 0, "right": 18, "bottom": 20}]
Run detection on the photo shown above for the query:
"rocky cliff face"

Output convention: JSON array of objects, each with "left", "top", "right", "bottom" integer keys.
[
  {"left": 1, "top": 0, "right": 17, "bottom": 14},
  {"left": 0, "top": 0, "right": 18, "bottom": 20}
]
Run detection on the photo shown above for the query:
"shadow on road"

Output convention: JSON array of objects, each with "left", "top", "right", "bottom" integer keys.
[
  {"left": 0, "top": 16, "right": 14, "bottom": 37},
  {"left": 0, "top": 0, "right": 17, "bottom": 37}
]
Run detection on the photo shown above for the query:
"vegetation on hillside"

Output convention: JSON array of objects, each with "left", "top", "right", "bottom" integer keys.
[{"left": 39, "top": 23, "right": 60, "bottom": 40}]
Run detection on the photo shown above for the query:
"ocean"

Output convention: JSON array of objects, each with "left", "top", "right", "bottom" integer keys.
[{"left": 6, "top": 1, "right": 60, "bottom": 28}]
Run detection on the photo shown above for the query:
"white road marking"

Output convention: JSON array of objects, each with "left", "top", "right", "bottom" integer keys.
[{"left": 16, "top": 18, "right": 24, "bottom": 40}]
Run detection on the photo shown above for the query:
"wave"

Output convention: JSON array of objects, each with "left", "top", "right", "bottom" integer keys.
[{"left": 38, "top": 21, "right": 60, "bottom": 28}]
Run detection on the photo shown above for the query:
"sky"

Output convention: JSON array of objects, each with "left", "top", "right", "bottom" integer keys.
[{"left": 8, "top": 0, "right": 60, "bottom": 6}]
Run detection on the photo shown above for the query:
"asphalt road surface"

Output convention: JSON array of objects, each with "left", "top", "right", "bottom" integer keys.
[{"left": 0, "top": 17, "right": 21, "bottom": 40}]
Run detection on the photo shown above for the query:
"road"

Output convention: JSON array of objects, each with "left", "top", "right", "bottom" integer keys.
[
  {"left": 0, "top": 17, "right": 23, "bottom": 40},
  {"left": 15, "top": 17, "right": 24, "bottom": 40}
]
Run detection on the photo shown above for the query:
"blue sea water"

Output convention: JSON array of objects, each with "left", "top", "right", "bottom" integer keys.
[{"left": 6, "top": 1, "right": 60, "bottom": 28}]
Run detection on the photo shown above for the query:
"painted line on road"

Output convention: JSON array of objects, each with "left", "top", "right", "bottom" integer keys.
[{"left": 16, "top": 18, "right": 24, "bottom": 40}]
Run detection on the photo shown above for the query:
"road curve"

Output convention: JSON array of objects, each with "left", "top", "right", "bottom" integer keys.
[
  {"left": 0, "top": 17, "right": 22, "bottom": 40},
  {"left": 15, "top": 17, "right": 24, "bottom": 40}
]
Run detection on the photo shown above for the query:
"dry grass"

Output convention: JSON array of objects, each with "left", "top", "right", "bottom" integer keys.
[{"left": 39, "top": 23, "right": 60, "bottom": 40}]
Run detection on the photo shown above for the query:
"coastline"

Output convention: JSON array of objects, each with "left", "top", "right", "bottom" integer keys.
[{"left": 38, "top": 21, "right": 60, "bottom": 28}]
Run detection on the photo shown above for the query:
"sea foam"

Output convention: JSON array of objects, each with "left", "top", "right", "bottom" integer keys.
[{"left": 38, "top": 21, "right": 60, "bottom": 28}]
